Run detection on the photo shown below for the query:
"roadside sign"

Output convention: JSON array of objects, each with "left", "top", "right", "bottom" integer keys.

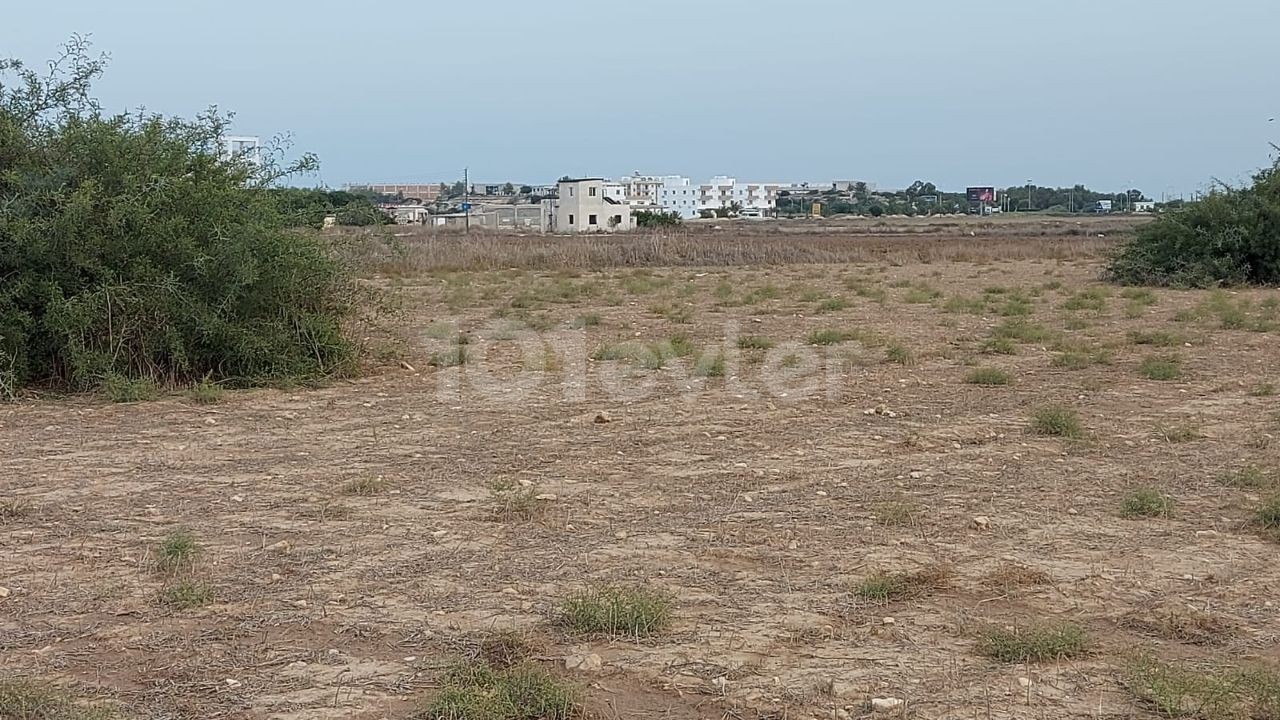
[{"left": 461, "top": 202, "right": 472, "bottom": 211}]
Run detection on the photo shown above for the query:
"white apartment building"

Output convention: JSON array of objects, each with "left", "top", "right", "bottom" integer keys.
[
  {"left": 221, "top": 135, "right": 262, "bottom": 165},
  {"left": 620, "top": 174, "right": 691, "bottom": 207},
  {"left": 544, "top": 178, "right": 635, "bottom": 233},
  {"left": 656, "top": 176, "right": 783, "bottom": 219}
]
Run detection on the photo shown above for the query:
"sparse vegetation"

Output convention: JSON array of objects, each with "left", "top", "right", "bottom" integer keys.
[
  {"left": 1031, "top": 405, "right": 1084, "bottom": 439},
  {"left": 851, "top": 565, "right": 951, "bottom": 604},
  {"left": 103, "top": 375, "right": 159, "bottom": 403},
  {"left": 1121, "top": 488, "right": 1174, "bottom": 518},
  {"left": 560, "top": 585, "right": 673, "bottom": 638},
  {"left": 975, "top": 623, "right": 1088, "bottom": 663},
  {"left": 737, "top": 335, "right": 774, "bottom": 350},
  {"left": 965, "top": 367, "right": 1011, "bottom": 386},
  {"left": 808, "top": 329, "right": 856, "bottom": 346},
  {"left": 157, "top": 529, "right": 198, "bottom": 572},
  {"left": 342, "top": 476, "right": 386, "bottom": 496},
  {"left": 1257, "top": 495, "right": 1280, "bottom": 537},
  {"left": 1139, "top": 355, "right": 1184, "bottom": 381},
  {"left": 162, "top": 580, "right": 213, "bottom": 609},
  {"left": 414, "top": 660, "right": 577, "bottom": 720},
  {"left": 570, "top": 313, "right": 601, "bottom": 329},
  {"left": 1220, "top": 466, "right": 1274, "bottom": 489},
  {"left": 884, "top": 343, "right": 915, "bottom": 366},
  {"left": 187, "top": 377, "right": 224, "bottom": 405},
  {"left": 0, "top": 680, "right": 119, "bottom": 720},
  {"left": 1125, "top": 655, "right": 1280, "bottom": 719}
]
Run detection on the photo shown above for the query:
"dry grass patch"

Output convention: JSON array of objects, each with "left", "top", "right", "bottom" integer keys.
[
  {"left": 1120, "top": 603, "right": 1235, "bottom": 646},
  {"left": 1257, "top": 495, "right": 1280, "bottom": 540},
  {"left": 737, "top": 335, "right": 774, "bottom": 350},
  {"left": 162, "top": 580, "right": 213, "bottom": 610},
  {"left": 342, "top": 476, "right": 387, "bottom": 496},
  {"left": 808, "top": 329, "right": 857, "bottom": 346},
  {"left": 1121, "top": 488, "right": 1174, "bottom": 519},
  {"left": 1051, "top": 348, "right": 1112, "bottom": 370},
  {"left": 981, "top": 563, "right": 1052, "bottom": 595},
  {"left": 884, "top": 342, "right": 915, "bottom": 366},
  {"left": 851, "top": 564, "right": 952, "bottom": 604},
  {"left": 412, "top": 659, "right": 578, "bottom": 720},
  {"left": 1031, "top": 405, "right": 1084, "bottom": 439},
  {"left": 1139, "top": 354, "right": 1184, "bottom": 381},
  {"left": 1220, "top": 466, "right": 1275, "bottom": 489},
  {"left": 1128, "top": 329, "right": 1186, "bottom": 347},
  {"left": 975, "top": 622, "right": 1088, "bottom": 663},
  {"left": 871, "top": 500, "right": 924, "bottom": 527},
  {"left": 488, "top": 483, "right": 550, "bottom": 522},
  {"left": 1125, "top": 656, "right": 1280, "bottom": 719},
  {"left": 559, "top": 585, "right": 674, "bottom": 638},
  {"left": 187, "top": 377, "right": 224, "bottom": 405},
  {"left": 0, "top": 499, "right": 30, "bottom": 524},
  {"left": 0, "top": 680, "right": 119, "bottom": 720},
  {"left": 965, "top": 367, "right": 1011, "bottom": 386}
]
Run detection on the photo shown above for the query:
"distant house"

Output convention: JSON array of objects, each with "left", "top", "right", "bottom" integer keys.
[
  {"left": 545, "top": 178, "right": 634, "bottom": 233},
  {"left": 385, "top": 205, "right": 430, "bottom": 224},
  {"left": 1133, "top": 201, "right": 1157, "bottom": 213},
  {"left": 221, "top": 135, "right": 262, "bottom": 165},
  {"left": 350, "top": 184, "right": 442, "bottom": 203}
]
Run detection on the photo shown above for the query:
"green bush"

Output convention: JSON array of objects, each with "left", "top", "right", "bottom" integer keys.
[
  {"left": 1108, "top": 157, "right": 1280, "bottom": 287},
  {"left": 0, "top": 41, "right": 361, "bottom": 397}
]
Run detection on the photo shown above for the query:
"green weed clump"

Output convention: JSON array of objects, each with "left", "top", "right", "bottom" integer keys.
[
  {"left": 965, "top": 368, "right": 1011, "bottom": 386},
  {"left": 976, "top": 623, "right": 1088, "bottom": 663},
  {"left": 1121, "top": 489, "right": 1174, "bottom": 518},
  {"left": 559, "top": 585, "right": 673, "bottom": 638},
  {"left": 415, "top": 661, "right": 577, "bottom": 720},
  {"left": 1031, "top": 405, "right": 1083, "bottom": 439},
  {"left": 1125, "top": 656, "right": 1280, "bottom": 720}
]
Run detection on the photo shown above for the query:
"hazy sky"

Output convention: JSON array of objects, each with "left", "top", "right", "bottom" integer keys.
[{"left": 4, "top": 1, "right": 1277, "bottom": 195}]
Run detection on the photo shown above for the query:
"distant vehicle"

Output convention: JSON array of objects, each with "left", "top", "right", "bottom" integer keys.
[{"left": 740, "top": 208, "right": 769, "bottom": 220}]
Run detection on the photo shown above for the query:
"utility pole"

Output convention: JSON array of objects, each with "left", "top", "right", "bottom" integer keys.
[
  {"left": 1027, "top": 180, "right": 1033, "bottom": 212},
  {"left": 463, "top": 167, "right": 470, "bottom": 234}
]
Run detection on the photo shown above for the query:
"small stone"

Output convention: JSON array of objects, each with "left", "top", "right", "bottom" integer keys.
[
  {"left": 517, "top": 479, "right": 535, "bottom": 487},
  {"left": 1196, "top": 530, "right": 1220, "bottom": 538},
  {"left": 881, "top": 617, "right": 895, "bottom": 625},
  {"left": 535, "top": 493, "right": 558, "bottom": 501},
  {"left": 432, "top": 530, "right": 448, "bottom": 538},
  {"left": 837, "top": 711, "right": 852, "bottom": 720},
  {"left": 290, "top": 661, "right": 307, "bottom": 668},
  {"left": 1067, "top": 508, "right": 1079, "bottom": 515},
  {"left": 1018, "top": 677, "right": 1032, "bottom": 688},
  {"left": 225, "top": 678, "right": 241, "bottom": 687},
  {"left": 712, "top": 676, "right": 729, "bottom": 693},
  {"left": 0, "top": 586, "right": 10, "bottom": 599},
  {"left": 972, "top": 515, "right": 991, "bottom": 530},
  {"left": 614, "top": 531, "right": 627, "bottom": 540},
  {"left": 403, "top": 656, "right": 418, "bottom": 663},
  {"left": 871, "top": 697, "right": 905, "bottom": 713},
  {"left": 564, "top": 653, "right": 603, "bottom": 672},
  {"left": 593, "top": 412, "right": 613, "bottom": 424},
  {"left": 400, "top": 361, "right": 416, "bottom": 372},
  {"left": 909, "top": 471, "right": 923, "bottom": 479},
  {"left": 501, "top": 587, "right": 518, "bottom": 596},
  {"left": 230, "top": 494, "right": 244, "bottom": 503},
  {"left": 327, "top": 649, "right": 340, "bottom": 656}
]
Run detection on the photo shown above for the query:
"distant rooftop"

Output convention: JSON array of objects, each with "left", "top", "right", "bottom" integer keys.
[{"left": 560, "top": 177, "right": 605, "bottom": 183}]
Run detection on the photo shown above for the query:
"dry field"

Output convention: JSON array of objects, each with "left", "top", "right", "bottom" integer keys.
[{"left": 4, "top": 218, "right": 1280, "bottom": 720}]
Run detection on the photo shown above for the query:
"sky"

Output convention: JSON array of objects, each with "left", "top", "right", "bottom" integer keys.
[{"left": 3, "top": 0, "right": 1277, "bottom": 196}]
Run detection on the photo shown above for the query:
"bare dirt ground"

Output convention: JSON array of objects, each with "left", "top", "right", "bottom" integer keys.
[{"left": 3, "top": 220, "right": 1279, "bottom": 719}]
